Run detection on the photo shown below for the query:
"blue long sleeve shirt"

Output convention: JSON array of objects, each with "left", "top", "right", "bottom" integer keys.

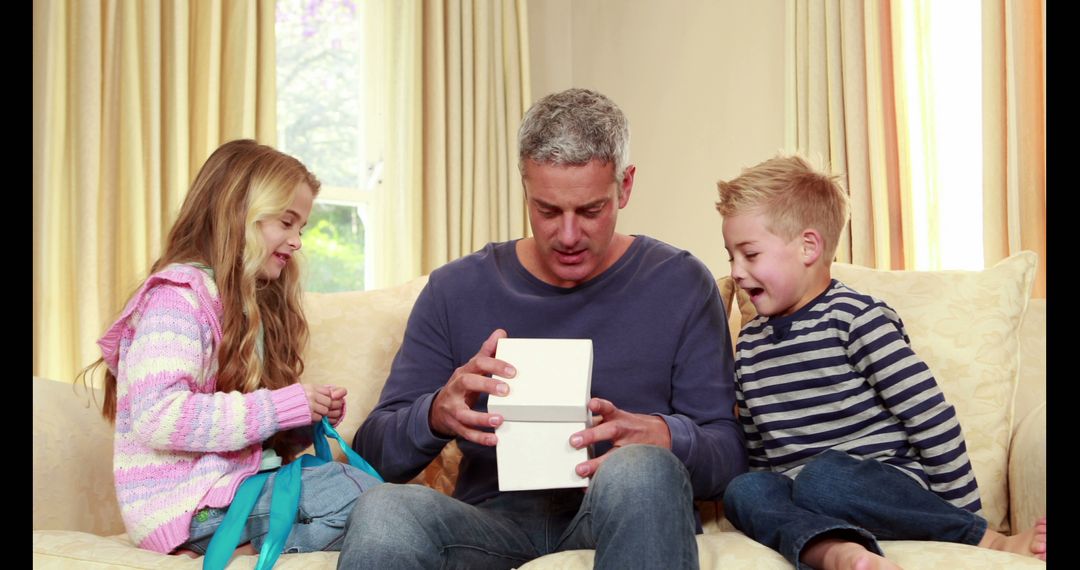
[{"left": 353, "top": 236, "right": 747, "bottom": 505}]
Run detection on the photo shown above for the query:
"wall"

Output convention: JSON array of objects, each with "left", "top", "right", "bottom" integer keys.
[{"left": 527, "top": 0, "right": 787, "bottom": 277}]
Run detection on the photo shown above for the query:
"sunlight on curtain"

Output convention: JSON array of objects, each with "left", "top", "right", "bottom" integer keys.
[
  {"left": 895, "top": 0, "right": 984, "bottom": 271},
  {"left": 983, "top": 0, "right": 1045, "bottom": 298}
]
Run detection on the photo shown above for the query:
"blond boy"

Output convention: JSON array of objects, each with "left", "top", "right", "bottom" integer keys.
[{"left": 715, "top": 155, "right": 1046, "bottom": 570}]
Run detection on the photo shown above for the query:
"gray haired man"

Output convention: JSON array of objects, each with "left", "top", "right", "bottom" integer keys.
[{"left": 338, "top": 88, "right": 747, "bottom": 569}]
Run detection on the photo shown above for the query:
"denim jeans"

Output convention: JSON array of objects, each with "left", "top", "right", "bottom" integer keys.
[
  {"left": 336, "top": 444, "right": 699, "bottom": 569},
  {"left": 180, "top": 461, "right": 381, "bottom": 554},
  {"left": 722, "top": 449, "right": 988, "bottom": 570}
]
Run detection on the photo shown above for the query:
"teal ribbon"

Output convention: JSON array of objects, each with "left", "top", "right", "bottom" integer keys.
[{"left": 203, "top": 419, "right": 383, "bottom": 570}]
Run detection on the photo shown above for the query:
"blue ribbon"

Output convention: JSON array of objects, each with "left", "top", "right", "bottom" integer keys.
[{"left": 203, "top": 418, "right": 383, "bottom": 570}]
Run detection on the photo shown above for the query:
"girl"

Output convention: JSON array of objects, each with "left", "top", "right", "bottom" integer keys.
[{"left": 81, "top": 139, "right": 378, "bottom": 557}]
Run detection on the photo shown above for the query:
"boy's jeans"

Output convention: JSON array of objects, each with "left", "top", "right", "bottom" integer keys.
[
  {"left": 722, "top": 449, "right": 988, "bottom": 570},
  {"left": 180, "top": 461, "right": 381, "bottom": 554},
  {"left": 336, "top": 444, "right": 700, "bottom": 570}
]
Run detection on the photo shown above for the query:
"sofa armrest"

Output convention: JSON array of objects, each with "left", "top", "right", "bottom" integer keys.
[
  {"left": 1008, "top": 402, "right": 1046, "bottom": 532},
  {"left": 1015, "top": 299, "right": 1046, "bottom": 432},
  {"left": 33, "top": 377, "right": 125, "bottom": 535}
]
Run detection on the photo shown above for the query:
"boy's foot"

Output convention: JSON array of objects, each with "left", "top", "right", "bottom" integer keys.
[
  {"left": 979, "top": 517, "right": 1046, "bottom": 560},
  {"left": 803, "top": 538, "right": 903, "bottom": 570}
]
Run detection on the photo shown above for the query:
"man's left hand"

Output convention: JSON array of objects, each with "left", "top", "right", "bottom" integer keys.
[{"left": 569, "top": 397, "right": 672, "bottom": 477}]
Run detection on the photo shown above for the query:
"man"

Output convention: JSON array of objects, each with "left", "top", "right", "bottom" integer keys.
[{"left": 338, "top": 88, "right": 747, "bottom": 569}]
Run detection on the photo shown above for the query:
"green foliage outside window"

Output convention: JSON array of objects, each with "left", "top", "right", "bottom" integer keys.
[
  {"left": 301, "top": 203, "right": 365, "bottom": 293},
  {"left": 277, "top": 0, "right": 367, "bottom": 291}
]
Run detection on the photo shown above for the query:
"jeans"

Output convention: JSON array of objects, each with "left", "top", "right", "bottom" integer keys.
[
  {"left": 722, "top": 449, "right": 988, "bottom": 570},
  {"left": 180, "top": 461, "right": 381, "bottom": 554},
  {"left": 337, "top": 444, "right": 699, "bottom": 569}
]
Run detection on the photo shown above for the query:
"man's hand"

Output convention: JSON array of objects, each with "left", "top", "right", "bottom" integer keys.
[
  {"left": 569, "top": 397, "right": 672, "bottom": 477},
  {"left": 429, "top": 329, "right": 516, "bottom": 446}
]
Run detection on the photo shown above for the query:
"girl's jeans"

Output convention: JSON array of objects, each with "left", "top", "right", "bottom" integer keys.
[
  {"left": 722, "top": 449, "right": 988, "bottom": 570},
  {"left": 179, "top": 461, "right": 380, "bottom": 554}
]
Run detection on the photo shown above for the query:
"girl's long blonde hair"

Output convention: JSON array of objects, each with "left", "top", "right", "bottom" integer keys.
[{"left": 84, "top": 139, "right": 320, "bottom": 421}]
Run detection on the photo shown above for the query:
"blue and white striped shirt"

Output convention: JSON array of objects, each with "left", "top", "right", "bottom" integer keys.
[{"left": 734, "top": 280, "right": 981, "bottom": 513}]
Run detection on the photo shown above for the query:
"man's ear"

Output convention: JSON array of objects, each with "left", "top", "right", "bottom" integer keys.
[
  {"left": 617, "top": 165, "right": 635, "bottom": 208},
  {"left": 801, "top": 229, "right": 824, "bottom": 266}
]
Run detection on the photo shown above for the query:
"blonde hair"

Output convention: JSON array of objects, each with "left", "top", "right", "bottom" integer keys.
[
  {"left": 715, "top": 154, "right": 849, "bottom": 261},
  {"left": 83, "top": 139, "right": 320, "bottom": 421}
]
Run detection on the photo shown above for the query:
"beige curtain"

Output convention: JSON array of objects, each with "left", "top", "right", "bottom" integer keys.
[
  {"left": 788, "top": 0, "right": 1046, "bottom": 296},
  {"left": 787, "top": 0, "right": 906, "bottom": 270},
  {"left": 366, "top": 0, "right": 531, "bottom": 288},
  {"left": 32, "top": 0, "right": 276, "bottom": 383},
  {"left": 983, "top": 0, "right": 1046, "bottom": 298}
]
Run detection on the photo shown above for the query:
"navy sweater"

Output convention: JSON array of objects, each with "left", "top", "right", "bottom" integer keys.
[{"left": 353, "top": 236, "right": 747, "bottom": 505}]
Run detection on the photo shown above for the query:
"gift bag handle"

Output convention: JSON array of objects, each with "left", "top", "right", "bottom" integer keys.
[{"left": 204, "top": 418, "right": 383, "bottom": 570}]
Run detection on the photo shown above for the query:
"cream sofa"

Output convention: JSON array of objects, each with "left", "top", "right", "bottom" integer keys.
[{"left": 33, "top": 252, "right": 1046, "bottom": 568}]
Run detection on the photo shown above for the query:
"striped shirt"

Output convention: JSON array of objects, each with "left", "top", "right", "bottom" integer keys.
[{"left": 734, "top": 280, "right": 981, "bottom": 513}]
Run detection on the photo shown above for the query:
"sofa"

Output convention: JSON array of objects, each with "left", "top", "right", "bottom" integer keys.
[{"left": 33, "top": 251, "right": 1046, "bottom": 568}]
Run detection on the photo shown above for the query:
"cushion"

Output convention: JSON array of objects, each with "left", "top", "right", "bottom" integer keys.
[
  {"left": 32, "top": 530, "right": 340, "bottom": 568},
  {"left": 828, "top": 252, "right": 1036, "bottom": 533},
  {"left": 513, "top": 531, "right": 1046, "bottom": 569},
  {"left": 301, "top": 276, "right": 429, "bottom": 463},
  {"left": 302, "top": 275, "right": 461, "bottom": 494}
]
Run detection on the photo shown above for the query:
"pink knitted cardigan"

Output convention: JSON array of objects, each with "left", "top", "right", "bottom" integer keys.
[{"left": 98, "top": 264, "right": 311, "bottom": 553}]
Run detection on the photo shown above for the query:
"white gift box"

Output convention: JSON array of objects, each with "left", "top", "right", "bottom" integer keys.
[{"left": 488, "top": 338, "right": 593, "bottom": 491}]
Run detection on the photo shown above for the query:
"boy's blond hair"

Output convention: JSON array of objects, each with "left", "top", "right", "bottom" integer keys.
[{"left": 715, "top": 154, "right": 849, "bottom": 262}]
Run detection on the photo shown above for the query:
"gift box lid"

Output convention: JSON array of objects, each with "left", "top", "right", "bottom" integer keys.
[{"left": 487, "top": 338, "right": 593, "bottom": 423}]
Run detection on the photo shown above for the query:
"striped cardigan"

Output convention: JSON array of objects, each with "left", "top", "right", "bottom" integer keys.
[
  {"left": 734, "top": 280, "right": 982, "bottom": 513},
  {"left": 98, "top": 264, "right": 312, "bottom": 553}
]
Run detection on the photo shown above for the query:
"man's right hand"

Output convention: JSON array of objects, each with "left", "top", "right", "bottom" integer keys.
[{"left": 429, "top": 328, "right": 516, "bottom": 446}]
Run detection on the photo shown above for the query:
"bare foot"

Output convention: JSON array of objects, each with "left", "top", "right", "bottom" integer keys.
[
  {"left": 172, "top": 548, "right": 200, "bottom": 558},
  {"left": 979, "top": 517, "right": 1046, "bottom": 560},
  {"left": 802, "top": 537, "right": 903, "bottom": 570}
]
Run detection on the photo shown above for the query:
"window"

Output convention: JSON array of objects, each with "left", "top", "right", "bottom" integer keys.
[
  {"left": 896, "top": 0, "right": 984, "bottom": 271},
  {"left": 276, "top": 0, "right": 377, "bottom": 291}
]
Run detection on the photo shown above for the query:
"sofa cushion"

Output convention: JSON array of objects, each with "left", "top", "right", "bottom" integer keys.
[
  {"left": 301, "top": 276, "right": 429, "bottom": 462},
  {"left": 515, "top": 533, "right": 1047, "bottom": 569},
  {"left": 301, "top": 275, "right": 463, "bottom": 495},
  {"left": 32, "top": 530, "right": 339, "bottom": 568},
  {"left": 828, "top": 252, "right": 1037, "bottom": 533}
]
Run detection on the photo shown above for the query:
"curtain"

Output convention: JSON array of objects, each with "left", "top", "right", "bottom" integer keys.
[
  {"left": 365, "top": 0, "right": 531, "bottom": 288},
  {"left": 32, "top": 0, "right": 275, "bottom": 383},
  {"left": 788, "top": 0, "right": 1046, "bottom": 298},
  {"left": 787, "top": 0, "right": 905, "bottom": 269},
  {"left": 983, "top": 0, "right": 1046, "bottom": 298}
]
